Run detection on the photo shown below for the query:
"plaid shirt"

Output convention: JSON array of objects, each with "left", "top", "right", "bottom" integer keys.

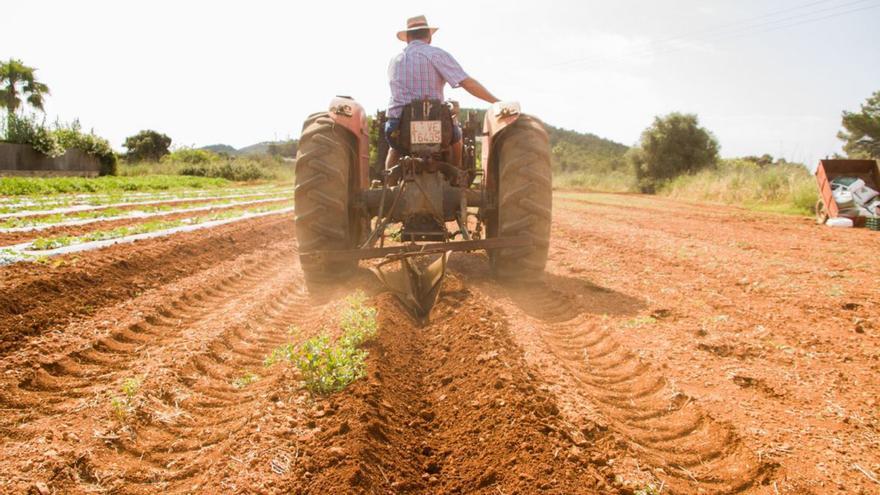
[{"left": 387, "top": 40, "right": 469, "bottom": 118}]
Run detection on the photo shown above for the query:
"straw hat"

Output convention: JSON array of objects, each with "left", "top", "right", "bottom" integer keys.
[{"left": 397, "top": 15, "right": 439, "bottom": 41}]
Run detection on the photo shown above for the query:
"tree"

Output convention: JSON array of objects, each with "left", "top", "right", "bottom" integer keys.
[
  {"left": 0, "top": 59, "right": 50, "bottom": 114},
  {"left": 123, "top": 130, "right": 171, "bottom": 162},
  {"left": 838, "top": 90, "right": 880, "bottom": 160},
  {"left": 630, "top": 113, "right": 720, "bottom": 193}
]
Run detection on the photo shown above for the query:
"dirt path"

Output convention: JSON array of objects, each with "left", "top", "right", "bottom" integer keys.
[{"left": 0, "top": 191, "right": 878, "bottom": 494}]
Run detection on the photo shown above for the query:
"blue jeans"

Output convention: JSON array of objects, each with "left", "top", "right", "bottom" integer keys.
[{"left": 384, "top": 118, "right": 462, "bottom": 151}]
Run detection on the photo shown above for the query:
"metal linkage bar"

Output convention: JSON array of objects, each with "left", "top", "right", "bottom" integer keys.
[{"left": 301, "top": 235, "right": 532, "bottom": 262}]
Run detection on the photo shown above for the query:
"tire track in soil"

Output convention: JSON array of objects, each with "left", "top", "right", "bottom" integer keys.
[
  {"left": 0, "top": 234, "right": 349, "bottom": 494},
  {"left": 0, "top": 213, "right": 295, "bottom": 357},
  {"left": 286, "top": 275, "right": 626, "bottom": 495},
  {"left": 0, "top": 246, "right": 295, "bottom": 429},
  {"left": 456, "top": 255, "right": 773, "bottom": 494}
]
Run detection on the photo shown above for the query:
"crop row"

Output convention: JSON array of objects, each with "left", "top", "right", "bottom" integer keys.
[
  {"left": 0, "top": 193, "right": 290, "bottom": 231},
  {"left": 24, "top": 200, "right": 294, "bottom": 251},
  {"left": 0, "top": 184, "right": 288, "bottom": 214}
]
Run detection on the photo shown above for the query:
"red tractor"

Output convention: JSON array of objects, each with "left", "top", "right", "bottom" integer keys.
[{"left": 295, "top": 96, "right": 551, "bottom": 317}]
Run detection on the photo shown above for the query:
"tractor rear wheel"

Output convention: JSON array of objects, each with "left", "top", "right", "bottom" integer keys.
[
  {"left": 294, "top": 113, "right": 358, "bottom": 282},
  {"left": 490, "top": 116, "right": 552, "bottom": 279}
]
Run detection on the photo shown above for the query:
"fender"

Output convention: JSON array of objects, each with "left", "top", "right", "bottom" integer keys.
[
  {"left": 327, "top": 96, "right": 371, "bottom": 190},
  {"left": 482, "top": 101, "right": 522, "bottom": 191}
]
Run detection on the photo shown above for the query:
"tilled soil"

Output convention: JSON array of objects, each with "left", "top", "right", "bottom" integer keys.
[{"left": 0, "top": 192, "right": 878, "bottom": 494}]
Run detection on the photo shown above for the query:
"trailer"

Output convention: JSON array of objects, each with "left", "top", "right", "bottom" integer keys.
[{"left": 814, "top": 159, "right": 880, "bottom": 226}]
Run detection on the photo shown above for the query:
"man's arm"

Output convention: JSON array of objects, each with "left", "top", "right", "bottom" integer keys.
[{"left": 460, "top": 77, "right": 500, "bottom": 104}]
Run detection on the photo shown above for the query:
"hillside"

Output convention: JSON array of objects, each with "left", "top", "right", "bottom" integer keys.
[
  {"left": 457, "top": 108, "right": 628, "bottom": 173},
  {"left": 199, "top": 140, "right": 297, "bottom": 158},
  {"left": 200, "top": 144, "right": 238, "bottom": 155}
]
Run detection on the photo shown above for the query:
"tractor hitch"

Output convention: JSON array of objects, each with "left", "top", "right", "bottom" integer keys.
[{"left": 300, "top": 236, "right": 532, "bottom": 319}]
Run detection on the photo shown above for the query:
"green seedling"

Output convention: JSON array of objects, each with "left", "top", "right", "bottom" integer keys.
[
  {"left": 26, "top": 201, "right": 292, "bottom": 250},
  {"left": 296, "top": 333, "right": 368, "bottom": 395},
  {"left": 110, "top": 377, "right": 142, "bottom": 421}
]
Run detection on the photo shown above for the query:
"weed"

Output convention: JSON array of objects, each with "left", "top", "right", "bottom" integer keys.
[{"left": 232, "top": 372, "right": 260, "bottom": 389}]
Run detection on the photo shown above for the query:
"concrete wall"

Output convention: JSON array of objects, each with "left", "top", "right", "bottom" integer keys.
[{"left": 0, "top": 143, "right": 101, "bottom": 177}]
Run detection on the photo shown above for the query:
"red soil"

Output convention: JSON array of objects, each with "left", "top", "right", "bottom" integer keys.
[{"left": 1, "top": 192, "right": 878, "bottom": 494}]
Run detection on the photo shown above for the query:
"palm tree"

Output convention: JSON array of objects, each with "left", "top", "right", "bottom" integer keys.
[{"left": 0, "top": 58, "right": 50, "bottom": 114}]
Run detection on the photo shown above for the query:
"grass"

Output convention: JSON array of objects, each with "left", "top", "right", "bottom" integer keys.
[
  {"left": 553, "top": 158, "right": 817, "bottom": 216},
  {"left": 262, "top": 292, "right": 378, "bottom": 395},
  {"left": 659, "top": 159, "right": 816, "bottom": 216},
  {"left": 554, "top": 170, "right": 635, "bottom": 193},
  {"left": 0, "top": 175, "right": 233, "bottom": 196},
  {"left": 26, "top": 200, "right": 293, "bottom": 250},
  {"left": 119, "top": 156, "right": 294, "bottom": 182}
]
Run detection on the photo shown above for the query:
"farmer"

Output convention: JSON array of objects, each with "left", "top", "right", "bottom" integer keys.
[{"left": 385, "top": 15, "right": 500, "bottom": 169}]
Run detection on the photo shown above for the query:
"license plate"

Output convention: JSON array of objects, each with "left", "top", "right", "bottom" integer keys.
[{"left": 410, "top": 121, "right": 442, "bottom": 144}]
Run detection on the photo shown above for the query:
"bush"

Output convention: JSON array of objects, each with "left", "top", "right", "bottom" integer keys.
[
  {"left": 53, "top": 119, "right": 118, "bottom": 175},
  {"left": 179, "top": 159, "right": 272, "bottom": 181},
  {"left": 631, "top": 113, "right": 720, "bottom": 193},
  {"left": 1, "top": 113, "right": 63, "bottom": 156},
  {"left": 162, "top": 147, "right": 219, "bottom": 165},
  {"left": 1, "top": 114, "right": 118, "bottom": 174}
]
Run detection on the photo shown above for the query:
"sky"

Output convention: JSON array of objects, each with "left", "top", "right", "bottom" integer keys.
[{"left": 3, "top": 0, "right": 879, "bottom": 167}]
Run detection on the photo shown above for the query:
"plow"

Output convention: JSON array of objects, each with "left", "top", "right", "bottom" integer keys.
[{"left": 295, "top": 96, "right": 552, "bottom": 318}]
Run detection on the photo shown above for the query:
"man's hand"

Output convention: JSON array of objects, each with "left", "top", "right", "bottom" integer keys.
[{"left": 460, "top": 78, "right": 500, "bottom": 104}]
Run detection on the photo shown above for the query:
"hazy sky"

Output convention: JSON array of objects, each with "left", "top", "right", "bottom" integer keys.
[{"left": 3, "top": 0, "right": 879, "bottom": 166}]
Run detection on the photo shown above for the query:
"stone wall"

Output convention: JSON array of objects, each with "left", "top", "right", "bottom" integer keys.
[{"left": 0, "top": 143, "right": 102, "bottom": 177}]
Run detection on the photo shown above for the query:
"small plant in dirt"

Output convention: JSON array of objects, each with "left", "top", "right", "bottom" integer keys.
[
  {"left": 339, "top": 290, "right": 378, "bottom": 346},
  {"left": 295, "top": 293, "right": 377, "bottom": 394},
  {"left": 232, "top": 372, "right": 260, "bottom": 389},
  {"left": 110, "top": 377, "right": 142, "bottom": 421},
  {"left": 263, "top": 326, "right": 300, "bottom": 367},
  {"left": 264, "top": 343, "right": 297, "bottom": 367},
  {"left": 296, "top": 333, "right": 369, "bottom": 394}
]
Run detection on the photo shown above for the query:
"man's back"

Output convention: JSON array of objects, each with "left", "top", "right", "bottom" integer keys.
[{"left": 387, "top": 40, "right": 468, "bottom": 118}]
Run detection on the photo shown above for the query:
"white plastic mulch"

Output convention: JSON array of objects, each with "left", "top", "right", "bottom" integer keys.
[
  {"left": 0, "top": 206, "right": 294, "bottom": 266},
  {"left": 0, "top": 196, "right": 290, "bottom": 233},
  {"left": 0, "top": 189, "right": 291, "bottom": 220}
]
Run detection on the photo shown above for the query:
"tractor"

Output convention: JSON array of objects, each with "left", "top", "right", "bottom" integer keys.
[{"left": 294, "top": 96, "right": 551, "bottom": 318}]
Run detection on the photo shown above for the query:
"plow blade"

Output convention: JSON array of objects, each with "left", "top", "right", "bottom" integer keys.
[{"left": 371, "top": 251, "right": 450, "bottom": 320}]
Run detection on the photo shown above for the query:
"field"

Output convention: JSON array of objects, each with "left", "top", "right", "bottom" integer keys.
[{"left": 1, "top": 185, "right": 879, "bottom": 494}]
